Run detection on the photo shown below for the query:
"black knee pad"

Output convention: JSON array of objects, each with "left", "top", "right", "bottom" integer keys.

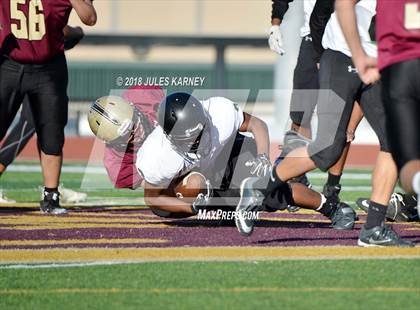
[{"left": 37, "top": 124, "right": 65, "bottom": 156}]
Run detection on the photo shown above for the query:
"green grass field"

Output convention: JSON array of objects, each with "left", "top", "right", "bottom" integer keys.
[
  {"left": 0, "top": 162, "right": 377, "bottom": 204},
  {"left": 1, "top": 260, "right": 420, "bottom": 309},
  {"left": 1, "top": 162, "right": 419, "bottom": 309}
]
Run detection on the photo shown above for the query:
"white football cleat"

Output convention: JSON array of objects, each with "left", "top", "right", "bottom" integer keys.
[
  {"left": 59, "top": 185, "right": 87, "bottom": 204},
  {"left": 0, "top": 189, "right": 16, "bottom": 204}
]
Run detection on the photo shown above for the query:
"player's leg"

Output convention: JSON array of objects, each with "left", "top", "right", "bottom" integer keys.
[
  {"left": 276, "top": 50, "right": 359, "bottom": 181},
  {"left": 0, "top": 57, "right": 27, "bottom": 204},
  {"left": 276, "top": 35, "right": 319, "bottom": 187},
  {"left": 26, "top": 55, "right": 68, "bottom": 214},
  {"left": 382, "top": 59, "right": 420, "bottom": 196},
  {"left": 289, "top": 35, "right": 319, "bottom": 139},
  {"left": 0, "top": 99, "right": 35, "bottom": 203},
  {"left": 357, "top": 82, "right": 412, "bottom": 247},
  {"left": 323, "top": 102, "right": 364, "bottom": 202},
  {"left": 0, "top": 99, "right": 36, "bottom": 173},
  {"left": 235, "top": 50, "right": 360, "bottom": 236},
  {"left": 0, "top": 57, "right": 25, "bottom": 141}
]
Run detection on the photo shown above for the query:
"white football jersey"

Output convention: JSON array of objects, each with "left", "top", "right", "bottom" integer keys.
[
  {"left": 300, "top": 0, "right": 316, "bottom": 38},
  {"left": 322, "top": 0, "right": 377, "bottom": 58},
  {"left": 136, "top": 97, "right": 244, "bottom": 187}
]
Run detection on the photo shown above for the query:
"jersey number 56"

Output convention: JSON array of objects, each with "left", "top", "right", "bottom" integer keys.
[
  {"left": 405, "top": 3, "right": 420, "bottom": 30},
  {"left": 10, "top": 0, "right": 46, "bottom": 41}
]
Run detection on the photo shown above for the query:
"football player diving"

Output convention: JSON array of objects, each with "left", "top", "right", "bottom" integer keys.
[{"left": 90, "top": 91, "right": 356, "bottom": 228}]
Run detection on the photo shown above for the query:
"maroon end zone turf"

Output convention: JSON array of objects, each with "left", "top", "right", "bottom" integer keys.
[{"left": 0, "top": 208, "right": 418, "bottom": 250}]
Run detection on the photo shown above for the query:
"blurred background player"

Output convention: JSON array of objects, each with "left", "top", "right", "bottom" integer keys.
[
  {"left": 0, "top": 0, "right": 97, "bottom": 213},
  {"left": 0, "top": 25, "right": 87, "bottom": 204},
  {"left": 268, "top": 0, "right": 364, "bottom": 208},
  {"left": 336, "top": 0, "right": 420, "bottom": 218},
  {"left": 237, "top": 0, "right": 412, "bottom": 246}
]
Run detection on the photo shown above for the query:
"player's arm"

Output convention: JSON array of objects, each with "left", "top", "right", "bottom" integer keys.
[
  {"left": 239, "top": 113, "right": 272, "bottom": 177},
  {"left": 309, "top": 0, "right": 334, "bottom": 64},
  {"left": 239, "top": 113, "right": 270, "bottom": 155},
  {"left": 103, "top": 147, "right": 144, "bottom": 190},
  {"left": 335, "top": 0, "right": 380, "bottom": 84},
  {"left": 269, "top": 0, "right": 294, "bottom": 54},
  {"left": 143, "top": 182, "right": 197, "bottom": 214},
  {"left": 271, "top": 0, "right": 294, "bottom": 25},
  {"left": 69, "top": 0, "right": 97, "bottom": 26}
]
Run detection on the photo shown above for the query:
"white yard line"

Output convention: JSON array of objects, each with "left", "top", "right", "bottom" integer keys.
[{"left": 8, "top": 164, "right": 372, "bottom": 179}]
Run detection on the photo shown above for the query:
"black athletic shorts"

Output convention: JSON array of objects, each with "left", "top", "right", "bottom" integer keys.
[
  {"left": 381, "top": 58, "right": 420, "bottom": 170},
  {"left": 0, "top": 53, "right": 68, "bottom": 154},
  {"left": 308, "top": 49, "right": 390, "bottom": 171},
  {"left": 207, "top": 133, "right": 257, "bottom": 206},
  {"left": 289, "top": 35, "right": 319, "bottom": 127}
]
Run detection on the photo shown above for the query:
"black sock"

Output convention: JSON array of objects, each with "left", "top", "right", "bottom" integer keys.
[
  {"left": 44, "top": 187, "right": 58, "bottom": 193},
  {"left": 365, "top": 201, "right": 387, "bottom": 229},
  {"left": 44, "top": 187, "right": 58, "bottom": 196},
  {"left": 327, "top": 173, "right": 341, "bottom": 186},
  {"left": 317, "top": 196, "right": 334, "bottom": 218}
]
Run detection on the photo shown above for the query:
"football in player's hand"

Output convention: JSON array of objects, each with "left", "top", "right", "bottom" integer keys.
[{"left": 174, "top": 172, "right": 207, "bottom": 203}]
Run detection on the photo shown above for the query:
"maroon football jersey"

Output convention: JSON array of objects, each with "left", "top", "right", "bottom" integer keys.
[
  {"left": 377, "top": 0, "right": 420, "bottom": 70},
  {"left": 1, "top": 0, "right": 72, "bottom": 63},
  {"left": 0, "top": 4, "right": 12, "bottom": 52}
]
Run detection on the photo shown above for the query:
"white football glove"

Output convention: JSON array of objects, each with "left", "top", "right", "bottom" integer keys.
[
  {"left": 191, "top": 179, "right": 212, "bottom": 213},
  {"left": 268, "top": 25, "right": 285, "bottom": 55},
  {"left": 245, "top": 154, "right": 272, "bottom": 178}
]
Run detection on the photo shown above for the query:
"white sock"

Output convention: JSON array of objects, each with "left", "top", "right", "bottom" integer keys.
[
  {"left": 316, "top": 194, "right": 327, "bottom": 211},
  {"left": 413, "top": 172, "right": 420, "bottom": 217},
  {"left": 413, "top": 172, "right": 420, "bottom": 195}
]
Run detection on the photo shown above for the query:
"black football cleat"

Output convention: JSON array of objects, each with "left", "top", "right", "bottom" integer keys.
[
  {"left": 40, "top": 191, "right": 67, "bottom": 215},
  {"left": 358, "top": 224, "right": 414, "bottom": 247},
  {"left": 357, "top": 195, "right": 419, "bottom": 222},
  {"left": 356, "top": 198, "right": 370, "bottom": 213},
  {"left": 234, "top": 177, "right": 265, "bottom": 236},
  {"left": 329, "top": 202, "right": 357, "bottom": 230}
]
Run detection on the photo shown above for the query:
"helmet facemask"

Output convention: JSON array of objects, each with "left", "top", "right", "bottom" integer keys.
[
  {"left": 167, "top": 120, "right": 212, "bottom": 163},
  {"left": 107, "top": 110, "right": 152, "bottom": 151}
]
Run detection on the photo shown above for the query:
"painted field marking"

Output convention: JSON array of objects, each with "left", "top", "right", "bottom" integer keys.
[
  {"left": 0, "top": 239, "right": 168, "bottom": 247},
  {"left": 1, "top": 246, "right": 420, "bottom": 265},
  {"left": 0, "top": 215, "right": 165, "bottom": 224},
  {"left": 0, "top": 287, "right": 419, "bottom": 295},
  {"left": 0, "top": 223, "right": 169, "bottom": 230}
]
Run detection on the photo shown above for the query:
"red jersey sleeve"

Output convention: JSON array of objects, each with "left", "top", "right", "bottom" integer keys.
[{"left": 103, "top": 146, "right": 142, "bottom": 190}]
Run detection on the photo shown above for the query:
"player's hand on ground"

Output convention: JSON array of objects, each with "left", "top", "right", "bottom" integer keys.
[
  {"left": 191, "top": 179, "right": 212, "bottom": 213},
  {"left": 268, "top": 25, "right": 285, "bottom": 55},
  {"left": 246, "top": 154, "right": 272, "bottom": 178},
  {"left": 191, "top": 193, "right": 209, "bottom": 213},
  {"left": 354, "top": 55, "right": 380, "bottom": 85}
]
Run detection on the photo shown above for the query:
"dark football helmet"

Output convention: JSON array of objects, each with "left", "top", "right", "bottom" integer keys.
[{"left": 158, "top": 92, "right": 212, "bottom": 161}]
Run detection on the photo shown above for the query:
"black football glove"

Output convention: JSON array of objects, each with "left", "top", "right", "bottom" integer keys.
[{"left": 245, "top": 153, "right": 272, "bottom": 178}]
